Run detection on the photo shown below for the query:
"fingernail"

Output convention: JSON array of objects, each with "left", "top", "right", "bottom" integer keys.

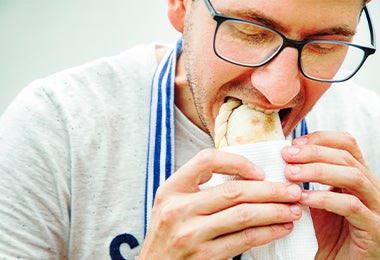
[
  {"left": 290, "top": 204, "right": 301, "bottom": 215},
  {"left": 283, "top": 222, "right": 293, "bottom": 230},
  {"left": 287, "top": 185, "right": 301, "bottom": 198},
  {"left": 294, "top": 137, "right": 308, "bottom": 145},
  {"left": 287, "top": 146, "right": 300, "bottom": 155}
]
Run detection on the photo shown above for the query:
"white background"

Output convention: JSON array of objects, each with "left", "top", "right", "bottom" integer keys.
[{"left": 1, "top": 0, "right": 379, "bottom": 114}]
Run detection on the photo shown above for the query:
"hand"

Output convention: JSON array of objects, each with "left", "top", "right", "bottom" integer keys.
[
  {"left": 282, "top": 131, "right": 380, "bottom": 259},
  {"left": 139, "top": 149, "right": 303, "bottom": 259}
]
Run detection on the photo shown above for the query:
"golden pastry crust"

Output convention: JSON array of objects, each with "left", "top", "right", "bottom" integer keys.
[
  {"left": 214, "top": 98, "right": 284, "bottom": 148},
  {"left": 214, "top": 98, "right": 241, "bottom": 148}
]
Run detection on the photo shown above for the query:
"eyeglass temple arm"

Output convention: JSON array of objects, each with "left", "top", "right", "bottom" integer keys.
[
  {"left": 204, "top": 0, "right": 218, "bottom": 16},
  {"left": 364, "top": 6, "right": 376, "bottom": 48}
]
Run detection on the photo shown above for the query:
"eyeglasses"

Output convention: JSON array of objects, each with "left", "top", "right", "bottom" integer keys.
[{"left": 203, "top": 0, "right": 376, "bottom": 82}]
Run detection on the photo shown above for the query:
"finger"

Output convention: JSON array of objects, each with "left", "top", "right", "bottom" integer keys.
[
  {"left": 282, "top": 143, "right": 362, "bottom": 167},
  {"left": 165, "top": 149, "right": 264, "bottom": 192},
  {"left": 200, "top": 202, "right": 301, "bottom": 241},
  {"left": 205, "top": 223, "right": 294, "bottom": 259},
  {"left": 285, "top": 162, "right": 380, "bottom": 209},
  {"left": 192, "top": 181, "right": 302, "bottom": 214},
  {"left": 292, "top": 131, "right": 367, "bottom": 167},
  {"left": 300, "top": 190, "right": 373, "bottom": 230}
]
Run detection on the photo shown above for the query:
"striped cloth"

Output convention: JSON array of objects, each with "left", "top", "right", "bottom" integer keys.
[{"left": 145, "top": 38, "right": 182, "bottom": 234}]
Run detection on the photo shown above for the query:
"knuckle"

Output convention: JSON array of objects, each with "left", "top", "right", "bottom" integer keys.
[
  {"left": 274, "top": 205, "right": 288, "bottom": 220},
  {"left": 268, "top": 224, "right": 283, "bottom": 238},
  {"left": 171, "top": 228, "right": 196, "bottom": 248},
  {"left": 341, "top": 150, "right": 355, "bottom": 165},
  {"left": 160, "top": 205, "right": 177, "bottom": 224},
  {"left": 348, "top": 195, "right": 362, "bottom": 214},
  {"left": 312, "top": 163, "right": 324, "bottom": 179},
  {"left": 269, "top": 184, "right": 282, "bottom": 198},
  {"left": 241, "top": 228, "right": 258, "bottom": 246},
  {"left": 343, "top": 132, "right": 358, "bottom": 147},
  {"left": 240, "top": 225, "right": 285, "bottom": 247},
  {"left": 153, "top": 186, "right": 167, "bottom": 205},
  {"left": 195, "top": 149, "right": 216, "bottom": 165},
  {"left": 316, "top": 192, "right": 329, "bottom": 206},
  {"left": 159, "top": 201, "right": 185, "bottom": 226},
  {"left": 351, "top": 168, "right": 366, "bottom": 188},
  {"left": 239, "top": 225, "right": 288, "bottom": 249},
  {"left": 234, "top": 205, "right": 251, "bottom": 225},
  {"left": 222, "top": 181, "right": 243, "bottom": 201},
  {"left": 311, "top": 145, "right": 322, "bottom": 159}
]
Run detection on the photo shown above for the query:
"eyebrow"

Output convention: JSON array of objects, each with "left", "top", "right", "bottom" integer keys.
[
  {"left": 234, "top": 10, "right": 287, "bottom": 32},
  {"left": 230, "top": 9, "right": 356, "bottom": 38},
  {"left": 309, "top": 26, "right": 356, "bottom": 38}
]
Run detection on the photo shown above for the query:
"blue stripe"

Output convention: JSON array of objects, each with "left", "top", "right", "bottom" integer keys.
[
  {"left": 144, "top": 50, "right": 173, "bottom": 235},
  {"left": 153, "top": 55, "right": 173, "bottom": 201},
  {"left": 165, "top": 61, "right": 174, "bottom": 179},
  {"left": 300, "top": 118, "right": 309, "bottom": 190},
  {"left": 301, "top": 118, "right": 309, "bottom": 136},
  {"left": 291, "top": 118, "right": 309, "bottom": 190},
  {"left": 166, "top": 38, "right": 182, "bottom": 179},
  {"left": 144, "top": 63, "right": 158, "bottom": 236},
  {"left": 144, "top": 39, "right": 182, "bottom": 236}
]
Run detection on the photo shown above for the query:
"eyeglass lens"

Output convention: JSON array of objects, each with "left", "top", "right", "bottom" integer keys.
[{"left": 214, "top": 20, "right": 367, "bottom": 81}]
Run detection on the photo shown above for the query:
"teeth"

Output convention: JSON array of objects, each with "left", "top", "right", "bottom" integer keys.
[{"left": 245, "top": 102, "right": 279, "bottom": 115}]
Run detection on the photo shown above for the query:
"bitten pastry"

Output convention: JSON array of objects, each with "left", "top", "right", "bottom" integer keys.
[{"left": 214, "top": 97, "right": 285, "bottom": 148}]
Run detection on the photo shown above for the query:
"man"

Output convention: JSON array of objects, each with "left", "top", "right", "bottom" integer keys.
[{"left": 0, "top": 0, "right": 379, "bottom": 259}]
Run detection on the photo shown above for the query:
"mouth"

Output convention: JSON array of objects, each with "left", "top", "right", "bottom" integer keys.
[
  {"left": 279, "top": 108, "right": 292, "bottom": 128},
  {"left": 222, "top": 97, "right": 293, "bottom": 130}
]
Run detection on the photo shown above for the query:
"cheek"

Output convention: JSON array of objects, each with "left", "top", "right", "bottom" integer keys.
[{"left": 303, "top": 81, "right": 331, "bottom": 109}]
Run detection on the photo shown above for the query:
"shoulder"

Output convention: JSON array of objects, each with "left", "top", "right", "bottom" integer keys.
[
  {"left": 0, "top": 42, "right": 174, "bottom": 157},
  {"left": 38, "top": 42, "right": 160, "bottom": 99},
  {"left": 315, "top": 82, "right": 380, "bottom": 109},
  {"left": 1, "top": 42, "right": 171, "bottom": 122},
  {"left": 308, "top": 82, "right": 380, "bottom": 128}
]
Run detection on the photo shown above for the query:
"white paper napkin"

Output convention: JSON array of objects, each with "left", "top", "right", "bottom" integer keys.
[{"left": 200, "top": 140, "right": 318, "bottom": 259}]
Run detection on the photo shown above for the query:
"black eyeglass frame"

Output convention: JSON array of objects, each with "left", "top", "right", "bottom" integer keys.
[{"left": 203, "top": 0, "right": 377, "bottom": 83}]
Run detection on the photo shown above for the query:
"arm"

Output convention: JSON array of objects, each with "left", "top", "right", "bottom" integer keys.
[{"left": 0, "top": 84, "right": 71, "bottom": 259}]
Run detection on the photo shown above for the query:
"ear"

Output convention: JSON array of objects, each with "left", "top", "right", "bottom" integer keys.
[{"left": 167, "top": 0, "right": 190, "bottom": 33}]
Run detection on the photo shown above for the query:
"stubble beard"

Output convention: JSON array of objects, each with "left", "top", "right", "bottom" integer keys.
[
  {"left": 182, "top": 6, "right": 214, "bottom": 138},
  {"left": 183, "top": 49, "right": 213, "bottom": 137}
]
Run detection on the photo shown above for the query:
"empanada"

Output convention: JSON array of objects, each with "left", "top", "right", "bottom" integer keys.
[{"left": 214, "top": 97, "right": 284, "bottom": 148}]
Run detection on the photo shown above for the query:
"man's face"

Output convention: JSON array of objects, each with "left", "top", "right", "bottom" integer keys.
[{"left": 180, "top": 0, "right": 362, "bottom": 138}]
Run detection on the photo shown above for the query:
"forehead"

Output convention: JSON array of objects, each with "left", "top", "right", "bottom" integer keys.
[
  {"left": 212, "top": 0, "right": 363, "bottom": 9},
  {"left": 211, "top": 0, "right": 362, "bottom": 38}
]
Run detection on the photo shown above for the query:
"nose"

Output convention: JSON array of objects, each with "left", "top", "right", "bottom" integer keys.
[{"left": 250, "top": 47, "right": 301, "bottom": 106}]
